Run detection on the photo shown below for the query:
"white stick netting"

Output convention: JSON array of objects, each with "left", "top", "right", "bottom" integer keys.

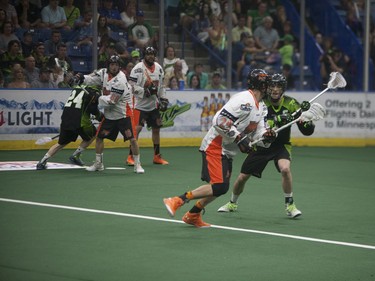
[
  {"left": 327, "top": 72, "right": 347, "bottom": 89},
  {"left": 300, "top": 103, "right": 326, "bottom": 122}
]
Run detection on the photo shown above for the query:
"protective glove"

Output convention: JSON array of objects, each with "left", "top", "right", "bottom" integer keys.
[
  {"left": 274, "top": 113, "right": 293, "bottom": 126},
  {"left": 158, "top": 98, "right": 169, "bottom": 112},
  {"left": 300, "top": 101, "right": 311, "bottom": 111},
  {"left": 262, "top": 129, "right": 277, "bottom": 143},
  {"left": 145, "top": 84, "right": 158, "bottom": 97},
  {"left": 235, "top": 132, "right": 253, "bottom": 153},
  {"left": 69, "top": 73, "right": 84, "bottom": 87}
]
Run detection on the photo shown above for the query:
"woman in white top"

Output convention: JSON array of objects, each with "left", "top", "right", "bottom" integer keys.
[{"left": 163, "top": 45, "right": 189, "bottom": 76}]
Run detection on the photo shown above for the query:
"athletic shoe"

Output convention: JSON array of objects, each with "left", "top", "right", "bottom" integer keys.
[
  {"left": 182, "top": 212, "right": 211, "bottom": 228},
  {"left": 153, "top": 154, "right": 169, "bottom": 165},
  {"left": 126, "top": 155, "right": 134, "bottom": 166},
  {"left": 163, "top": 197, "right": 184, "bottom": 217},
  {"left": 69, "top": 155, "right": 84, "bottom": 166},
  {"left": 134, "top": 163, "right": 145, "bottom": 174},
  {"left": 86, "top": 162, "right": 104, "bottom": 172},
  {"left": 286, "top": 203, "right": 302, "bottom": 218},
  {"left": 217, "top": 202, "right": 238, "bottom": 212},
  {"left": 36, "top": 162, "right": 46, "bottom": 170}
]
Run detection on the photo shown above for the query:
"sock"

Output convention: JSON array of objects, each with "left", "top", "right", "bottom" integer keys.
[
  {"left": 96, "top": 153, "right": 103, "bottom": 163},
  {"left": 179, "top": 191, "right": 193, "bottom": 202},
  {"left": 189, "top": 201, "right": 204, "bottom": 214},
  {"left": 230, "top": 193, "right": 240, "bottom": 204},
  {"left": 133, "top": 154, "right": 140, "bottom": 165},
  {"left": 129, "top": 146, "right": 133, "bottom": 156},
  {"left": 154, "top": 144, "right": 160, "bottom": 155},
  {"left": 285, "top": 193, "right": 294, "bottom": 205},
  {"left": 72, "top": 146, "right": 84, "bottom": 157},
  {"left": 40, "top": 153, "right": 51, "bottom": 164}
]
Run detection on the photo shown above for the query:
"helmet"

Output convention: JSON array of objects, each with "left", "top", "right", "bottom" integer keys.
[
  {"left": 144, "top": 46, "right": 157, "bottom": 56},
  {"left": 268, "top": 73, "right": 287, "bottom": 102},
  {"left": 247, "top": 69, "right": 270, "bottom": 93},
  {"left": 107, "top": 54, "right": 121, "bottom": 67}
]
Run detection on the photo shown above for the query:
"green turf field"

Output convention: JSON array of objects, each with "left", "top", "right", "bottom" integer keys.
[{"left": 1, "top": 147, "right": 375, "bottom": 281}]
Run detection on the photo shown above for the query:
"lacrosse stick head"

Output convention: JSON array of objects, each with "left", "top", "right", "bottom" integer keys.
[
  {"left": 327, "top": 72, "right": 347, "bottom": 89},
  {"left": 300, "top": 103, "right": 326, "bottom": 122},
  {"left": 35, "top": 137, "right": 53, "bottom": 145}
]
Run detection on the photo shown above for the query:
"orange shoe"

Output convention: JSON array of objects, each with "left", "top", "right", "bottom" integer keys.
[
  {"left": 153, "top": 154, "right": 169, "bottom": 165},
  {"left": 126, "top": 155, "right": 134, "bottom": 166},
  {"left": 182, "top": 212, "right": 211, "bottom": 228},
  {"left": 163, "top": 197, "right": 184, "bottom": 217}
]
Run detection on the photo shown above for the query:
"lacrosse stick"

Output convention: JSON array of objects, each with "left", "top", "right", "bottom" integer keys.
[
  {"left": 35, "top": 134, "right": 60, "bottom": 145},
  {"left": 249, "top": 103, "right": 326, "bottom": 147},
  {"left": 292, "top": 72, "right": 346, "bottom": 118}
]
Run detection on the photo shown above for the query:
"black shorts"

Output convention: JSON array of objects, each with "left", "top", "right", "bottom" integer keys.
[
  {"left": 240, "top": 144, "right": 292, "bottom": 178},
  {"left": 200, "top": 151, "right": 233, "bottom": 184},
  {"left": 97, "top": 117, "right": 135, "bottom": 141},
  {"left": 58, "top": 125, "right": 96, "bottom": 145},
  {"left": 134, "top": 108, "right": 162, "bottom": 128}
]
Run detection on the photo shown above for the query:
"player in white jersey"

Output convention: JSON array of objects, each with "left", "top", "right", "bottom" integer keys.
[
  {"left": 126, "top": 46, "right": 170, "bottom": 166},
  {"left": 163, "top": 69, "right": 277, "bottom": 227},
  {"left": 73, "top": 55, "right": 144, "bottom": 173}
]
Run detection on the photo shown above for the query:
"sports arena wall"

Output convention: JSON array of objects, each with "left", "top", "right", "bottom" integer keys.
[{"left": 0, "top": 89, "right": 374, "bottom": 150}]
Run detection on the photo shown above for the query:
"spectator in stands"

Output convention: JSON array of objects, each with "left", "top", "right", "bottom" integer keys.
[
  {"left": 208, "top": 16, "right": 227, "bottom": 67},
  {"left": 63, "top": 0, "right": 80, "bottom": 29},
  {"left": 99, "top": 0, "right": 126, "bottom": 32},
  {"left": 16, "top": 0, "right": 42, "bottom": 29},
  {"left": 0, "top": 8, "right": 6, "bottom": 31},
  {"left": 163, "top": 59, "right": 187, "bottom": 88},
  {"left": 122, "top": 60, "right": 134, "bottom": 80},
  {"left": 58, "top": 71, "right": 73, "bottom": 88},
  {"left": 32, "top": 42, "right": 49, "bottom": 69},
  {"left": 0, "top": 69, "right": 4, "bottom": 87},
  {"left": 44, "top": 29, "right": 62, "bottom": 56},
  {"left": 320, "top": 47, "right": 351, "bottom": 90},
  {"left": 187, "top": 62, "right": 208, "bottom": 89},
  {"left": 281, "top": 63, "right": 295, "bottom": 90},
  {"left": 247, "top": 1, "right": 270, "bottom": 32},
  {"left": 98, "top": 40, "right": 117, "bottom": 68},
  {"left": 271, "top": 5, "right": 287, "bottom": 36},
  {"left": 24, "top": 54, "right": 39, "bottom": 83},
  {"left": 47, "top": 42, "right": 74, "bottom": 76},
  {"left": 205, "top": 71, "right": 226, "bottom": 90},
  {"left": 20, "top": 30, "right": 35, "bottom": 57},
  {"left": 177, "top": 0, "right": 200, "bottom": 30},
  {"left": 220, "top": 1, "right": 238, "bottom": 27},
  {"left": 130, "top": 49, "right": 141, "bottom": 64},
  {"left": 188, "top": 74, "right": 201, "bottom": 90},
  {"left": 345, "top": 7, "right": 363, "bottom": 38},
  {"left": 71, "top": 9, "right": 93, "bottom": 48},
  {"left": 7, "top": 65, "right": 30, "bottom": 88},
  {"left": 41, "top": 0, "right": 70, "bottom": 30},
  {"left": 0, "top": 0, "right": 20, "bottom": 29},
  {"left": 127, "top": 10, "right": 155, "bottom": 49},
  {"left": 315, "top": 32, "right": 324, "bottom": 50},
  {"left": 278, "top": 34, "right": 294, "bottom": 67},
  {"left": 191, "top": 2, "right": 211, "bottom": 44},
  {"left": 167, "top": 76, "right": 179, "bottom": 90},
  {"left": 232, "top": 14, "right": 252, "bottom": 43},
  {"left": 120, "top": 0, "right": 136, "bottom": 29},
  {"left": 208, "top": 0, "right": 221, "bottom": 18},
  {"left": 31, "top": 67, "right": 56, "bottom": 88},
  {"left": 163, "top": 45, "right": 189, "bottom": 76},
  {"left": 0, "top": 21, "right": 19, "bottom": 53},
  {"left": 98, "top": 16, "right": 111, "bottom": 44},
  {"left": 253, "top": 16, "right": 280, "bottom": 53},
  {"left": 0, "top": 40, "right": 25, "bottom": 80}
]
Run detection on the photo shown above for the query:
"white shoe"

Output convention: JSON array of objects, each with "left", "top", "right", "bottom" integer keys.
[
  {"left": 285, "top": 203, "right": 302, "bottom": 218},
  {"left": 217, "top": 202, "right": 238, "bottom": 212},
  {"left": 86, "top": 162, "right": 104, "bottom": 172},
  {"left": 134, "top": 163, "right": 144, "bottom": 174}
]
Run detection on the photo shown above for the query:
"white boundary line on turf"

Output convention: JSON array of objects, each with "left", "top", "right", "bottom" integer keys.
[{"left": 1, "top": 197, "right": 374, "bottom": 251}]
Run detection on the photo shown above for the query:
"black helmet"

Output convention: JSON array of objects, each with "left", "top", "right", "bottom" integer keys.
[
  {"left": 268, "top": 73, "right": 287, "bottom": 102},
  {"left": 269, "top": 73, "right": 287, "bottom": 91},
  {"left": 107, "top": 54, "right": 121, "bottom": 67},
  {"left": 144, "top": 46, "right": 157, "bottom": 56},
  {"left": 247, "top": 69, "right": 270, "bottom": 93}
]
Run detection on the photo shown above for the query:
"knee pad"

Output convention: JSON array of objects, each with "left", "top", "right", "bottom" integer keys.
[{"left": 211, "top": 182, "right": 230, "bottom": 197}]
